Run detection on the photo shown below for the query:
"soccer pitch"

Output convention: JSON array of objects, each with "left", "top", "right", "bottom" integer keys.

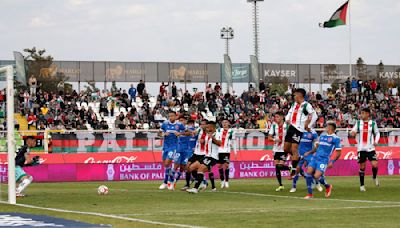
[{"left": 1, "top": 176, "right": 400, "bottom": 227}]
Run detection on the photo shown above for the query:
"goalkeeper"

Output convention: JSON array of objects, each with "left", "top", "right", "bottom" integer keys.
[{"left": 15, "top": 136, "right": 40, "bottom": 197}]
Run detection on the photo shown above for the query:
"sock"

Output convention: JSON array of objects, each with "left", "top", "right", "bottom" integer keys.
[
  {"left": 169, "top": 168, "right": 176, "bottom": 183},
  {"left": 164, "top": 167, "right": 171, "bottom": 184},
  {"left": 219, "top": 168, "right": 224, "bottom": 181},
  {"left": 275, "top": 165, "right": 282, "bottom": 186},
  {"left": 185, "top": 172, "right": 191, "bottom": 186},
  {"left": 372, "top": 167, "right": 378, "bottom": 179},
  {"left": 281, "top": 165, "right": 290, "bottom": 171},
  {"left": 318, "top": 176, "right": 330, "bottom": 188},
  {"left": 299, "top": 168, "right": 305, "bottom": 177},
  {"left": 194, "top": 172, "right": 204, "bottom": 189},
  {"left": 305, "top": 173, "right": 313, "bottom": 195},
  {"left": 292, "top": 175, "right": 299, "bottom": 188},
  {"left": 314, "top": 178, "right": 320, "bottom": 185},
  {"left": 224, "top": 168, "right": 230, "bottom": 182},
  {"left": 192, "top": 170, "right": 198, "bottom": 180},
  {"left": 359, "top": 169, "right": 365, "bottom": 186},
  {"left": 176, "top": 171, "right": 182, "bottom": 182},
  {"left": 16, "top": 177, "right": 32, "bottom": 194},
  {"left": 209, "top": 172, "right": 216, "bottom": 189},
  {"left": 291, "top": 160, "right": 299, "bottom": 175}
]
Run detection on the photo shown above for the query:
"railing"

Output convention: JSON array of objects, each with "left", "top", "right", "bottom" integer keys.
[{"left": 1, "top": 128, "right": 400, "bottom": 154}]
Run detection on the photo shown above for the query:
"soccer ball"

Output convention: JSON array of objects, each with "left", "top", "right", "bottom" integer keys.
[{"left": 97, "top": 185, "right": 109, "bottom": 195}]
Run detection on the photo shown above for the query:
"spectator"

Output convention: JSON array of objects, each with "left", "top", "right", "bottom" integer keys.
[
  {"left": 28, "top": 75, "right": 37, "bottom": 96},
  {"left": 351, "top": 77, "right": 358, "bottom": 94},
  {"left": 128, "top": 84, "right": 137, "bottom": 102},
  {"left": 171, "top": 82, "right": 177, "bottom": 98},
  {"left": 137, "top": 80, "right": 146, "bottom": 96}
]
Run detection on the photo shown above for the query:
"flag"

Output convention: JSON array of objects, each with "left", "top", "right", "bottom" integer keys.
[
  {"left": 13, "top": 51, "right": 27, "bottom": 85},
  {"left": 320, "top": 1, "right": 349, "bottom": 28},
  {"left": 224, "top": 54, "right": 233, "bottom": 94},
  {"left": 250, "top": 55, "right": 260, "bottom": 92}
]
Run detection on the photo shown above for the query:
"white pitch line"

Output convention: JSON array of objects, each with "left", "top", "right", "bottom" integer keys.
[
  {"left": 222, "top": 191, "right": 400, "bottom": 204},
  {"left": 117, "top": 204, "right": 400, "bottom": 216},
  {"left": 0, "top": 201, "right": 204, "bottom": 228}
]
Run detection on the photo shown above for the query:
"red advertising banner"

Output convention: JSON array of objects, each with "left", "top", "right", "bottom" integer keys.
[
  {"left": 0, "top": 160, "right": 398, "bottom": 183},
  {"left": 1, "top": 147, "right": 400, "bottom": 165}
]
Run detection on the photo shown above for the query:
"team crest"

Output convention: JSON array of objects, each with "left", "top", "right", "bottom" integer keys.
[
  {"left": 175, "top": 125, "right": 180, "bottom": 130},
  {"left": 308, "top": 134, "right": 312, "bottom": 139},
  {"left": 327, "top": 137, "right": 332, "bottom": 142}
]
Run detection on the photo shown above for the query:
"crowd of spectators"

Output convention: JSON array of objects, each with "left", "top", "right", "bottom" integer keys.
[{"left": 1, "top": 75, "right": 400, "bottom": 132}]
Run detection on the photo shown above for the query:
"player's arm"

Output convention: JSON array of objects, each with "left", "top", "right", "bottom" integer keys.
[
  {"left": 350, "top": 123, "right": 358, "bottom": 137},
  {"left": 305, "top": 105, "right": 318, "bottom": 131},
  {"left": 373, "top": 122, "right": 380, "bottom": 146},
  {"left": 158, "top": 123, "right": 168, "bottom": 137},
  {"left": 267, "top": 127, "right": 276, "bottom": 142},
  {"left": 304, "top": 141, "right": 319, "bottom": 157},
  {"left": 211, "top": 134, "right": 222, "bottom": 146},
  {"left": 329, "top": 138, "right": 342, "bottom": 168}
]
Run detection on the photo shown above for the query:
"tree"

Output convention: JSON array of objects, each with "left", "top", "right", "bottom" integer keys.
[{"left": 22, "top": 47, "right": 72, "bottom": 94}]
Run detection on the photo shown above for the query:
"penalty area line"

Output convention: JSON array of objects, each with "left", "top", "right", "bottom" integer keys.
[
  {"left": 222, "top": 191, "right": 400, "bottom": 204},
  {"left": 0, "top": 201, "right": 203, "bottom": 228}
]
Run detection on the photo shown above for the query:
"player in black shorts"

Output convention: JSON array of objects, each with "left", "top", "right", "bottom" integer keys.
[
  {"left": 217, "top": 120, "right": 234, "bottom": 189},
  {"left": 284, "top": 88, "right": 317, "bottom": 179},
  {"left": 350, "top": 108, "right": 381, "bottom": 191},
  {"left": 268, "top": 111, "right": 291, "bottom": 191}
]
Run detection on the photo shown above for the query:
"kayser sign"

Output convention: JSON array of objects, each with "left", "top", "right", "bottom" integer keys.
[{"left": 0, "top": 147, "right": 398, "bottom": 164}]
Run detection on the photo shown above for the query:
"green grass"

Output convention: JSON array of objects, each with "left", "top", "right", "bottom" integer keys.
[{"left": 1, "top": 176, "right": 400, "bottom": 227}]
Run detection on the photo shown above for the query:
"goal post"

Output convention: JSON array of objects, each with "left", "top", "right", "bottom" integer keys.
[{"left": 0, "top": 65, "right": 16, "bottom": 204}]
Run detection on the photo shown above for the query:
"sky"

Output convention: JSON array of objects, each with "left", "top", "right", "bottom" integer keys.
[{"left": 1, "top": 0, "right": 399, "bottom": 65}]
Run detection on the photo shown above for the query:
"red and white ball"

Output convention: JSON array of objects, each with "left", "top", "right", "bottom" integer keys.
[{"left": 97, "top": 185, "right": 109, "bottom": 195}]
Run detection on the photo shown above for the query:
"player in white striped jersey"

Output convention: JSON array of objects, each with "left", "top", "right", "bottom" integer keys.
[
  {"left": 183, "top": 119, "right": 209, "bottom": 190},
  {"left": 187, "top": 121, "right": 222, "bottom": 194},
  {"left": 284, "top": 88, "right": 318, "bottom": 179},
  {"left": 268, "top": 111, "right": 291, "bottom": 192},
  {"left": 350, "top": 108, "right": 381, "bottom": 191},
  {"left": 217, "top": 119, "right": 234, "bottom": 189}
]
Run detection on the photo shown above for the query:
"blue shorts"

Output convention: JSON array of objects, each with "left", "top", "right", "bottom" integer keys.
[
  {"left": 298, "top": 156, "right": 312, "bottom": 168},
  {"left": 173, "top": 152, "right": 189, "bottom": 165},
  {"left": 162, "top": 149, "right": 175, "bottom": 161},
  {"left": 307, "top": 158, "right": 328, "bottom": 173}
]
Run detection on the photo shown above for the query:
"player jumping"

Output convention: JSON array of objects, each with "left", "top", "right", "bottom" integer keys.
[
  {"left": 187, "top": 121, "right": 221, "bottom": 194},
  {"left": 350, "top": 108, "right": 380, "bottom": 192},
  {"left": 268, "top": 111, "right": 290, "bottom": 192},
  {"left": 304, "top": 122, "right": 341, "bottom": 199},
  {"left": 159, "top": 111, "right": 185, "bottom": 190},
  {"left": 284, "top": 88, "right": 317, "bottom": 179},
  {"left": 15, "top": 136, "right": 40, "bottom": 197},
  {"left": 217, "top": 119, "right": 234, "bottom": 189}
]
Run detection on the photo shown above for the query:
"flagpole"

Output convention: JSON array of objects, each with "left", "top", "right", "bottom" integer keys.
[{"left": 348, "top": 0, "right": 352, "bottom": 78}]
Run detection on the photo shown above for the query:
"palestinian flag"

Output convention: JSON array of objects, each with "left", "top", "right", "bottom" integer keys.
[{"left": 320, "top": 1, "right": 349, "bottom": 28}]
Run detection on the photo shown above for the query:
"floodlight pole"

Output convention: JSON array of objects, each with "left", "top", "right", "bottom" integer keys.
[
  {"left": 0, "top": 65, "right": 15, "bottom": 204},
  {"left": 220, "top": 27, "right": 234, "bottom": 56},
  {"left": 248, "top": 0, "right": 263, "bottom": 60}
]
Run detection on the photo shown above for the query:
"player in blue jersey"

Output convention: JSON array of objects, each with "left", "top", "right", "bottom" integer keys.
[
  {"left": 304, "top": 122, "right": 342, "bottom": 199},
  {"left": 289, "top": 129, "right": 322, "bottom": 193},
  {"left": 169, "top": 116, "right": 195, "bottom": 190},
  {"left": 158, "top": 111, "right": 185, "bottom": 190}
]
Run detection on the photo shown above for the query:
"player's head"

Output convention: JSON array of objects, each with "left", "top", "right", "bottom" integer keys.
[
  {"left": 168, "top": 111, "right": 176, "bottom": 123},
  {"left": 294, "top": 88, "right": 306, "bottom": 103},
  {"left": 207, "top": 121, "right": 217, "bottom": 132},
  {"left": 200, "top": 119, "right": 208, "bottom": 130},
  {"left": 222, "top": 119, "right": 230, "bottom": 129},
  {"left": 274, "top": 111, "right": 285, "bottom": 124},
  {"left": 361, "top": 108, "right": 371, "bottom": 121},
  {"left": 26, "top": 136, "right": 36, "bottom": 148},
  {"left": 179, "top": 115, "right": 187, "bottom": 125},
  {"left": 326, "top": 122, "right": 337, "bottom": 134},
  {"left": 187, "top": 119, "right": 195, "bottom": 126}
]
